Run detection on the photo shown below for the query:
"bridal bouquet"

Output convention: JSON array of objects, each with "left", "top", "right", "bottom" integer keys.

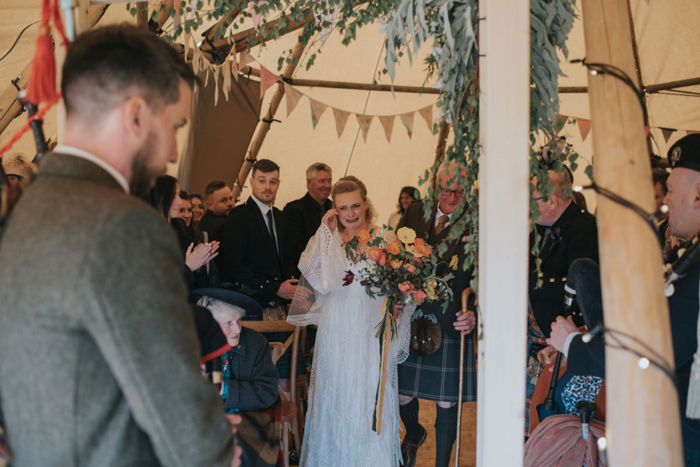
[{"left": 343, "top": 226, "right": 454, "bottom": 433}]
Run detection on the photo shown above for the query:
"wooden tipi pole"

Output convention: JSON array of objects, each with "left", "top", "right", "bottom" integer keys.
[
  {"left": 581, "top": 0, "right": 682, "bottom": 464},
  {"left": 231, "top": 38, "right": 306, "bottom": 200}
]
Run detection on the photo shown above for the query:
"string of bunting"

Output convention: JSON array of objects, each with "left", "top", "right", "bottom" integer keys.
[
  {"left": 186, "top": 33, "right": 438, "bottom": 142},
  {"left": 555, "top": 113, "right": 700, "bottom": 143}
]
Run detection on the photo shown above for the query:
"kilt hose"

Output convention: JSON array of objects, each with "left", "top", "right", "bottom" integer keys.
[{"left": 399, "top": 331, "right": 477, "bottom": 403}]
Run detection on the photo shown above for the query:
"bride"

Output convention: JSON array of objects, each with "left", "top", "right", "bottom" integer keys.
[{"left": 288, "top": 177, "right": 413, "bottom": 467}]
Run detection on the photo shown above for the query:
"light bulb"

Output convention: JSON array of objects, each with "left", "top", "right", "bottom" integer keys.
[{"left": 638, "top": 357, "right": 650, "bottom": 369}]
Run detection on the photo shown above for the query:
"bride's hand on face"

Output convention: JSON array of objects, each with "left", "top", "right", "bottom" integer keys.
[{"left": 323, "top": 209, "right": 338, "bottom": 231}]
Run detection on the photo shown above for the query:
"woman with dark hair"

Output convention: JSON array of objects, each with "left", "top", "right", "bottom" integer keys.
[
  {"left": 387, "top": 186, "right": 420, "bottom": 229},
  {"left": 178, "top": 190, "right": 194, "bottom": 228},
  {"left": 148, "top": 175, "right": 218, "bottom": 293},
  {"left": 189, "top": 193, "right": 206, "bottom": 231}
]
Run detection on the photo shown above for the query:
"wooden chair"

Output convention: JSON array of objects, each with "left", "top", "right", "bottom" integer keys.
[{"left": 243, "top": 321, "right": 303, "bottom": 463}]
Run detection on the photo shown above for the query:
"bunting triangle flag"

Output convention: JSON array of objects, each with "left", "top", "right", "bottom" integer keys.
[
  {"left": 231, "top": 54, "right": 239, "bottom": 81},
  {"left": 284, "top": 83, "right": 303, "bottom": 117},
  {"left": 379, "top": 116, "right": 395, "bottom": 142},
  {"left": 239, "top": 51, "right": 255, "bottom": 70},
  {"left": 260, "top": 66, "right": 278, "bottom": 95},
  {"left": 577, "top": 118, "right": 592, "bottom": 141},
  {"left": 417, "top": 106, "right": 433, "bottom": 132},
  {"left": 554, "top": 114, "right": 568, "bottom": 135},
  {"left": 213, "top": 65, "right": 220, "bottom": 106},
  {"left": 356, "top": 114, "right": 374, "bottom": 142},
  {"left": 333, "top": 107, "right": 350, "bottom": 138},
  {"left": 309, "top": 98, "right": 328, "bottom": 129},
  {"left": 222, "top": 61, "right": 231, "bottom": 102},
  {"left": 399, "top": 112, "right": 415, "bottom": 139},
  {"left": 661, "top": 128, "right": 675, "bottom": 143}
]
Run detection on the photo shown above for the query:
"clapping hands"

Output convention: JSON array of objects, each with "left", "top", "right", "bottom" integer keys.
[{"left": 185, "top": 241, "right": 219, "bottom": 272}]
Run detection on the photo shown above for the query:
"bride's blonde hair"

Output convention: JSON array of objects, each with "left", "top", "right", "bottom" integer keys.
[{"left": 332, "top": 176, "right": 376, "bottom": 231}]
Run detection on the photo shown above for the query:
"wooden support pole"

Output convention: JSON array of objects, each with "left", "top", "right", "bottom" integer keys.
[
  {"left": 231, "top": 39, "right": 306, "bottom": 200},
  {"left": 136, "top": 2, "right": 149, "bottom": 29},
  {"left": 581, "top": 0, "right": 682, "bottom": 465},
  {"left": 239, "top": 66, "right": 440, "bottom": 95},
  {"left": 476, "top": 0, "right": 530, "bottom": 465}
]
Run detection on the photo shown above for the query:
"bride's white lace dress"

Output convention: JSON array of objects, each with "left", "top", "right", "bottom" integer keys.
[{"left": 294, "top": 223, "right": 412, "bottom": 467}]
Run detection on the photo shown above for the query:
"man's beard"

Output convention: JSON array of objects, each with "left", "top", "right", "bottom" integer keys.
[{"left": 129, "top": 135, "right": 161, "bottom": 197}]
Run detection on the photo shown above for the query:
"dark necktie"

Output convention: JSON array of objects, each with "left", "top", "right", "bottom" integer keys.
[
  {"left": 435, "top": 215, "right": 450, "bottom": 235},
  {"left": 266, "top": 210, "right": 279, "bottom": 255}
]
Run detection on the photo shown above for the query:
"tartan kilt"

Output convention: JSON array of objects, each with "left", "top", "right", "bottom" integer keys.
[{"left": 398, "top": 332, "right": 477, "bottom": 403}]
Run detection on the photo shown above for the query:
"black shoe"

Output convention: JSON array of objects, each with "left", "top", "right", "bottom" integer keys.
[{"left": 400, "top": 424, "right": 427, "bottom": 467}]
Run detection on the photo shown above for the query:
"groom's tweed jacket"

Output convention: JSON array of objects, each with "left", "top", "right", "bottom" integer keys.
[{"left": 0, "top": 153, "right": 233, "bottom": 467}]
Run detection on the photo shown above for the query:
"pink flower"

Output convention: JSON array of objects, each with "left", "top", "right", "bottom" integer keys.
[
  {"left": 367, "top": 246, "right": 383, "bottom": 262},
  {"left": 398, "top": 281, "right": 414, "bottom": 294}
]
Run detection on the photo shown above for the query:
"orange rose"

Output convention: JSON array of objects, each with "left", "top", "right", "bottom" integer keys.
[
  {"left": 386, "top": 242, "right": 400, "bottom": 255},
  {"left": 407, "top": 264, "right": 416, "bottom": 273},
  {"left": 367, "top": 246, "right": 382, "bottom": 262},
  {"left": 390, "top": 259, "right": 404, "bottom": 269},
  {"left": 378, "top": 253, "right": 387, "bottom": 266},
  {"left": 398, "top": 281, "right": 414, "bottom": 293},
  {"left": 412, "top": 289, "right": 428, "bottom": 304},
  {"left": 357, "top": 230, "right": 371, "bottom": 245},
  {"left": 413, "top": 238, "right": 432, "bottom": 257}
]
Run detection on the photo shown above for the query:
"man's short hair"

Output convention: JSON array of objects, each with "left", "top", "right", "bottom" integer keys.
[
  {"left": 252, "top": 159, "right": 280, "bottom": 177},
  {"left": 306, "top": 163, "right": 332, "bottom": 181},
  {"left": 62, "top": 24, "right": 196, "bottom": 123},
  {"left": 653, "top": 169, "right": 670, "bottom": 195},
  {"left": 204, "top": 181, "right": 228, "bottom": 199},
  {"left": 2, "top": 153, "right": 37, "bottom": 174}
]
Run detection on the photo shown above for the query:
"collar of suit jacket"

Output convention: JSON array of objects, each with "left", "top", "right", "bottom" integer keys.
[
  {"left": 53, "top": 145, "right": 130, "bottom": 193},
  {"left": 38, "top": 151, "right": 128, "bottom": 193}
]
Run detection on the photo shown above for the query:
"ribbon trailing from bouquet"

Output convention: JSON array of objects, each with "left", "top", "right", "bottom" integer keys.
[{"left": 372, "top": 296, "right": 397, "bottom": 434}]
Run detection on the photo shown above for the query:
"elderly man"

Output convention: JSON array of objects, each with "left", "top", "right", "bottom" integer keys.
[
  {"left": 547, "top": 133, "right": 700, "bottom": 462},
  {"left": 0, "top": 25, "right": 238, "bottom": 466},
  {"left": 283, "top": 162, "right": 333, "bottom": 276},
  {"left": 397, "top": 162, "right": 476, "bottom": 467}
]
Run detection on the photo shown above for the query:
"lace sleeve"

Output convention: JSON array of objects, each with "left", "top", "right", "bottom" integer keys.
[
  {"left": 298, "top": 223, "right": 345, "bottom": 294},
  {"left": 394, "top": 303, "right": 415, "bottom": 364}
]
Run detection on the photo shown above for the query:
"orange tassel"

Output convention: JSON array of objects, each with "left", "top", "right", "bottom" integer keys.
[{"left": 25, "top": 30, "right": 57, "bottom": 106}]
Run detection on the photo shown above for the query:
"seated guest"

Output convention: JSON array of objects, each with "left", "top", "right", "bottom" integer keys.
[
  {"left": 197, "top": 290, "right": 280, "bottom": 467},
  {"left": 283, "top": 162, "right": 333, "bottom": 276},
  {"left": 148, "top": 175, "right": 218, "bottom": 292},
  {"left": 2, "top": 152, "right": 36, "bottom": 191},
  {"left": 190, "top": 193, "right": 206, "bottom": 231},
  {"left": 388, "top": 185, "right": 420, "bottom": 229}
]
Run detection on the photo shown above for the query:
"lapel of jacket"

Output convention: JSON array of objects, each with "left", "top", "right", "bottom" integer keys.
[
  {"left": 413, "top": 201, "right": 435, "bottom": 241},
  {"left": 538, "top": 202, "right": 578, "bottom": 266},
  {"left": 38, "top": 153, "right": 125, "bottom": 192},
  {"left": 272, "top": 207, "right": 285, "bottom": 265}
]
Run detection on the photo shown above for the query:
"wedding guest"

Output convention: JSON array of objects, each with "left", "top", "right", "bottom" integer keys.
[
  {"left": 148, "top": 175, "right": 218, "bottom": 293},
  {"left": 190, "top": 193, "right": 206, "bottom": 230},
  {"left": 571, "top": 191, "right": 589, "bottom": 214},
  {"left": 197, "top": 290, "right": 281, "bottom": 467},
  {"left": 397, "top": 162, "right": 477, "bottom": 467},
  {"left": 2, "top": 152, "right": 36, "bottom": 190},
  {"left": 222, "top": 159, "right": 303, "bottom": 388},
  {"left": 283, "top": 162, "right": 333, "bottom": 276},
  {"left": 200, "top": 181, "right": 235, "bottom": 243},
  {"left": 0, "top": 24, "right": 238, "bottom": 466},
  {"left": 179, "top": 190, "right": 194, "bottom": 227},
  {"left": 388, "top": 186, "right": 420, "bottom": 230}
]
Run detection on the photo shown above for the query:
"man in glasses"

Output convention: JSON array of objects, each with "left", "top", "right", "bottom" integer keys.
[{"left": 396, "top": 161, "right": 477, "bottom": 467}]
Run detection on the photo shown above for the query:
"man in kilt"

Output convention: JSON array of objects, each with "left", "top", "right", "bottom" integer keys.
[{"left": 397, "top": 164, "right": 477, "bottom": 467}]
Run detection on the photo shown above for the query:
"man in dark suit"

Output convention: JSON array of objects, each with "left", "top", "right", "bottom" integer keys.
[
  {"left": 397, "top": 162, "right": 477, "bottom": 467},
  {"left": 283, "top": 162, "right": 333, "bottom": 275},
  {"left": 0, "top": 25, "right": 237, "bottom": 467},
  {"left": 222, "top": 159, "right": 305, "bottom": 387},
  {"left": 529, "top": 168, "right": 598, "bottom": 338}
]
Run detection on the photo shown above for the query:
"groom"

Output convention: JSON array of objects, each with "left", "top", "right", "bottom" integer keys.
[{"left": 397, "top": 162, "right": 477, "bottom": 467}]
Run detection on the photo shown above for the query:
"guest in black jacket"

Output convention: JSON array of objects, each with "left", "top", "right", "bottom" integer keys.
[
  {"left": 283, "top": 162, "right": 333, "bottom": 276},
  {"left": 529, "top": 168, "right": 599, "bottom": 338}
]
